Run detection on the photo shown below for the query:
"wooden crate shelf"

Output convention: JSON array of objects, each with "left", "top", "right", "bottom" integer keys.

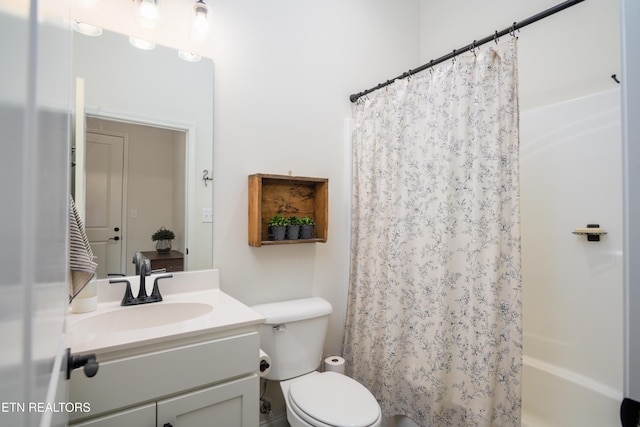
[{"left": 248, "top": 174, "right": 328, "bottom": 247}]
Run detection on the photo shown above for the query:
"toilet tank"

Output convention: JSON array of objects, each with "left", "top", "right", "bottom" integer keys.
[{"left": 251, "top": 297, "right": 332, "bottom": 381}]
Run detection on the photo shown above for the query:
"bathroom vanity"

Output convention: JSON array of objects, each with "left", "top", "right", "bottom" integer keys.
[{"left": 67, "top": 270, "right": 265, "bottom": 427}]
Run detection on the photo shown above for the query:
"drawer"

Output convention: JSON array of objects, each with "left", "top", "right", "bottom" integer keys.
[
  {"left": 69, "top": 331, "right": 259, "bottom": 421},
  {"left": 150, "top": 258, "right": 183, "bottom": 272}
]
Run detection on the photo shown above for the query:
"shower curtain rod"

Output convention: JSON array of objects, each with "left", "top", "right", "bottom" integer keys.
[{"left": 349, "top": 0, "right": 586, "bottom": 103}]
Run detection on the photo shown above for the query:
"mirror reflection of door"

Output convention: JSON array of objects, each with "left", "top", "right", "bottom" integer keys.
[
  {"left": 85, "top": 117, "right": 187, "bottom": 277},
  {"left": 85, "top": 132, "right": 125, "bottom": 278}
]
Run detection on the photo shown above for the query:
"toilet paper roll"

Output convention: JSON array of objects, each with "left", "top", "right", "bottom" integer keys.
[
  {"left": 259, "top": 349, "right": 271, "bottom": 377},
  {"left": 324, "top": 356, "right": 346, "bottom": 375}
]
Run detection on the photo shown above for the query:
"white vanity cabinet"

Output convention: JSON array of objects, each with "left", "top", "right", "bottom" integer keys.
[
  {"left": 69, "top": 329, "right": 260, "bottom": 427},
  {"left": 157, "top": 375, "right": 256, "bottom": 427}
]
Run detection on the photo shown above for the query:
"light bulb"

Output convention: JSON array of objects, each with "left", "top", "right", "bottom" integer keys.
[
  {"left": 137, "top": 0, "right": 161, "bottom": 29},
  {"left": 139, "top": 0, "right": 158, "bottom": 20},
  {"left": 193, "top": 1, "right": 210, "bottom": 33}
]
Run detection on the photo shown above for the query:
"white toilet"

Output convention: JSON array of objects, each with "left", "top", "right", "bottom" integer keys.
[{"left": 251, "top": 297, "right": 382, "bottom": 427}]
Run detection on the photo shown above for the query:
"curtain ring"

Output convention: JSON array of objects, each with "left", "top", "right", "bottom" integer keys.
[
  {"left": 470, "top": 40, "right": 477, "bottom": 57},
  {"left": 452, "top": 49, "right": 456, "bottom": 64},
  {"left": 494, "top": 30, "right": 499, "bottom": 44},
  {"left": 429, "top": 60, "right": 434, "bottom": 75},
  {"left": 509, "top": 22, "right": 520, "bottom": 37}
]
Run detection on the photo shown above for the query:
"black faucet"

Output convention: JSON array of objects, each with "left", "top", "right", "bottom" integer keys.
[
  {"left": 109, "top": 258, "right": 172, "bottom": 306},
  {"left": 132, "top": 251, "right": 143, "bottom": 275},
  {"left": 137, "top": 258, "right": 151, "bottom": 300}
]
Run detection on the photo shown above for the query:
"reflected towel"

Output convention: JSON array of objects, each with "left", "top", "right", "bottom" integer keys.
[{"left": 69, "top": 196, "right": 97, "bottom": 301}]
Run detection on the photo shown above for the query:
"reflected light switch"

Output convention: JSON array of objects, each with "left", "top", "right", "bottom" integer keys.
[{"left": 202, "top": 208, "right": 213, "bottom": 223}]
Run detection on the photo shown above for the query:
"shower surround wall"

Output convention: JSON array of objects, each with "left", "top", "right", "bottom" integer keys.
[{"left": 520, "top": 88, "right": 623, "bottom": 426}]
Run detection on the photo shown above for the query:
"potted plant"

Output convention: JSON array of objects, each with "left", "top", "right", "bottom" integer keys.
[
  {"left": 151, "top": 226, "right": 175, "bottom": 253},
  {"left": 286, "top": 216, "right": 302, "bottom": 240},
  {"left": 268, "top": 214, "right": 288, "bottom": 241},
  {"left": 299, "top": 216, "right": 316, "bottom": 239}
]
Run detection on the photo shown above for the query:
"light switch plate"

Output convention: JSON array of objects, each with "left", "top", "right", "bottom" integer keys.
[{"left": 202, "top": 208, "right": 213, "bottom": 223}]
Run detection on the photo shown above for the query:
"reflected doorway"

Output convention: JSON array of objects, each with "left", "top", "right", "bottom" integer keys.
[
  {"left": 85, "top": 117, "right": 187, "bottom": 277},
  {"left": 85, "top": 132, "right": 124, "bottom": 278}
]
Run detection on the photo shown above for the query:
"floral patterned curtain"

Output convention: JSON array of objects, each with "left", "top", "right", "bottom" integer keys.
[{"left": 343, "top": 38, "right": 521, "bottom": 427}]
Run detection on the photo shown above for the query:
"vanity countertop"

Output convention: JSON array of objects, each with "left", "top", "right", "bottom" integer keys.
[{"left": 68, "top": 269, "right": 265, "bottom": 356}]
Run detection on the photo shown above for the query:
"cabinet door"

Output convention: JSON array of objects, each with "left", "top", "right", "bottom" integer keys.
[
  {"left": 70, "top": 403, "right": 155, "bottom": 427},
  {"left": 157, "top": 375, "right": 258, "bottom": 427}
]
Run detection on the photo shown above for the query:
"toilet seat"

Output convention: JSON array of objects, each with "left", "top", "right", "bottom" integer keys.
[{"left": 288, "top": 371, "right": 380, "bottom": 427}]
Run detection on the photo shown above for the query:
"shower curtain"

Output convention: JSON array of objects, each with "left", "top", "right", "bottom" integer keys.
[{"left": 343, "top": 38, "right": 521, "bottom": 427}]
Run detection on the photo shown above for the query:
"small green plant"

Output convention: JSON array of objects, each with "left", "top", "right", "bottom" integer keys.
[
  {"left": 268, "top": 214, "right": 288, "bottom": 227},
  {"left": 151, "top": 226, "right": 175, "bottom": 241},
  {"left": 287, "top": 216, "right": 303, "bottom": 226},
  {"left": 299, "top": 216, "right": 315, "bottom": 225}
]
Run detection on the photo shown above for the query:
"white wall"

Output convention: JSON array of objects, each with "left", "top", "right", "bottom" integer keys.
[
  {"left": 420, "top": 0, "right": 620, "bottom": 111},
  {"left": 209, "top": 0, "right": 422, "bottom": 358}
]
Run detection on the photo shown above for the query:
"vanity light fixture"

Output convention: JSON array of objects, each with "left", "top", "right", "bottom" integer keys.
[
  {"left": 72, "top": 21, "right": 103, "bottom": 37},
  {"left": 193, "top": 0, "right": 210, "bottom": 33},
  {"left": 129, "top": 36, "right": 156, "bottom": 50},
  {"left": 178, "top": 50, "right": 202, "bottom": 62}
]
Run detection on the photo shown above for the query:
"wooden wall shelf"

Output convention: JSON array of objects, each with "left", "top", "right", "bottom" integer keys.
[{"left": 248, "top": 174, "right": 328, "bottom": 247}]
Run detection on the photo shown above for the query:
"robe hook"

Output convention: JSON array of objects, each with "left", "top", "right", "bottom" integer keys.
[{"left": 202, "top": 169, "right": 213, "bottom": 187}]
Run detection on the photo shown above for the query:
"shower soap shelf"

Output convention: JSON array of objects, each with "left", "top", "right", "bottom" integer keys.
[{"left": 572, "top": 224, "right": 606, "bottom": 241}]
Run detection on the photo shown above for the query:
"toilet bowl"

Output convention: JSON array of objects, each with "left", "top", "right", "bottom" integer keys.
[
  {"left": 251, "top": 297, "right": 382, "bottom": 427},
  {"left": 281, "top": 371, "right": 381, "bottom": 427}
]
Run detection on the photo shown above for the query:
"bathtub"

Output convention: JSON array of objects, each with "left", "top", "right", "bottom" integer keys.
[{"left": 521, "top": 356, "right": 622, "bottom": 427}]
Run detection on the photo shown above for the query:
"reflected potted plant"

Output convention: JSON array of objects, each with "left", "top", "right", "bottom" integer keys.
[
  {"left": 286, "top": 216, "right": 302, "bottom": 240},
  {"left": 299, "top": 216, "right": 316, "bottom": 239},
  {"left": 268, "top": 214, "right": 287, "bottom": 241},
  {"left": 151, "top": 226, "right": 175, "bottom": 253}
]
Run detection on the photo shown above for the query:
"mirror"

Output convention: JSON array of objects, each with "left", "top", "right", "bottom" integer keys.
[{"left": 72, "top": 29, "right": 213, "bottom": 277}]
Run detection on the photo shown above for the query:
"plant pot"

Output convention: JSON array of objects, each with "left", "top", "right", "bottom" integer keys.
[
  {"left": 268, "top": 225, "right": 286, "bottom": 241},
  {"left": 299, "top": 224, "right": 316, "bottom": 239},
  {"left": 286, "top": 224, "right": 300, "bottom": 240},
  {"left": 156, "top": 239, "right": 172, "bottom": 253}
]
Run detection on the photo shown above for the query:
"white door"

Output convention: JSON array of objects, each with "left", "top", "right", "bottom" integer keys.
[{"left": 85, "top": 132, "right": 125, "bottom": 278}]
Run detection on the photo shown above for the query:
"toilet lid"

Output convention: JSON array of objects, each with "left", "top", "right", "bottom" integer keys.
[{"left": 289, "top": 372, "right": 380, "bottom": 427}]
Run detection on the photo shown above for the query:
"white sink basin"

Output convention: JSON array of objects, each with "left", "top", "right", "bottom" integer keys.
[{"left": 71, "top": 302, "right": 214, "bottom": 338}]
